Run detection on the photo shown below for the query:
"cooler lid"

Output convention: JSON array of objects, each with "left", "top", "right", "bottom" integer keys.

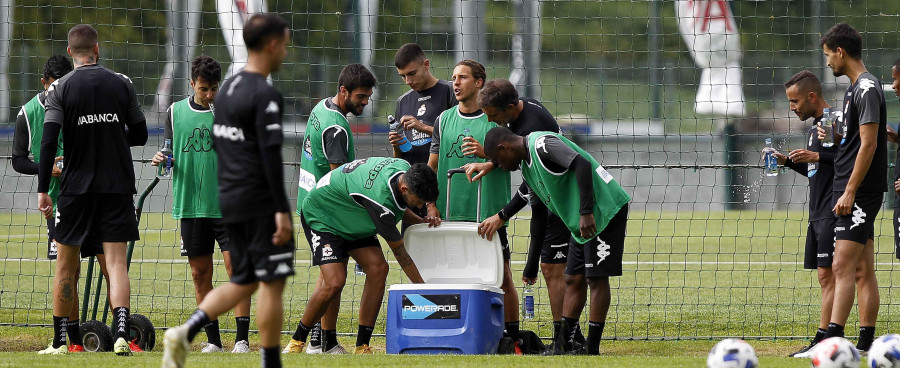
[{"left": 402, "top": 222, "right": 504, "bottom": 288}]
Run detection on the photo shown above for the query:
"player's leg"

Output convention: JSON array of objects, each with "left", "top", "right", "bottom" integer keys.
[
  {"left": 549, "top": 237, "right": 588, "bottom": 355},
  {"left": 318, "top": 274, "right": 342, "bottom": 353},
  {"left": 854, "top": 238, "right": 878, "bottom": 351},
  {"left": 541, "top": 263, "right": 566, "bottom": 320},
  {"left": 496, "top": 227, "right": 520, "bottom": 347},
  {"left": 222, "top": 250, "right": 252, "bottom": 352},
  {"left": 183, "top": 218, "right": 224, "bottom": 352},
  {"left": 256, "top": 278, "right": 286, "bottom": 366},
  {"left": 582, "top": 204, "right": 627, "bottom": 355},
  {"left": 540, "top": 212, "right": 573, "bottom": 343},
  {"left": 101, "top": 242, "right": 133, "bottom": 352},
  {"left": 66, "top": 260, "right": 83, "bottom": 351},
  {"left": 347, "top": 239, "right": 389, "bottom": 353},
  {"left": 41, "top": 242, "right": 80, "bottom": 354}
]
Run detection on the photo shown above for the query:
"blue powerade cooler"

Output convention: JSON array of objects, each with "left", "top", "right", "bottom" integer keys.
[{"left": 385, "top": 220, "right": 505, "bottom": 354}]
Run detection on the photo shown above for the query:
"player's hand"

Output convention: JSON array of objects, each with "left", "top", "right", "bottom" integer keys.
[
  {"left": 477, "top": 214, "right": 505, "bottom": 241},
  {"left": 463, "top": 162, "right": 493, "bottom": 182},
  {"left": 272, "top": 212, "right": 292, "bottom": 246},
  {"left": 887, "top": 125, "right": 899, "bottom": 143},
  {"left": 762, "top": 148, "right": 787, "bottom": 166},
  {"left": 788, "top": 149, "right": 818, "bottom": 164},
  {"left": 51, "top": 156, "right": 63, "bottom": 177},
  {"left": 37, "top": 193, "right": 53, "bottom": 219},
  {"left": 425, "top": 203, "right": 441, "bottom": 227},
  {"left": 462, "top": 137, "right": 485, "bottom": 158},
  {"left": 817, "top": 126, "right": 826, "bottom": 141},
  {"left": 522, "top": 276, "right": 537, "bottom": 285},
  {"left": 401, "top": 115, "right": 428, "bottom": 133},
  {"left": 579, "top": 213, "right": 597, "bottom": 239},
  {"left": 388, "top": 131, "right": 403, "bottom": 147},
  {"left": 894, "top": 179, "right": 900, "bottom": 194},
  {"left": 832, "top": 191, "right": 855, "bottom": 216}
]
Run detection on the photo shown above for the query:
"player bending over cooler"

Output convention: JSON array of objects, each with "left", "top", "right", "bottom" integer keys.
[
  {"left": 482, "top": 127, "right": 631, "bottom": 355},
  {"left": 288, "top": 158, "right": 438, "bottom": 355}
]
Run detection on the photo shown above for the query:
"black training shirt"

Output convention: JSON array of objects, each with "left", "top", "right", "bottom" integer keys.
[
  {"left": 39, "top": 64, "right": 146, "bottom": 195},
  {"left": 394, "top": 80, "right": 456, "bottom": 164},
  {"left": 212, "top": 71, "right": 290, "bottom": 222},
  {"left": 783, "top": 117, "right": 836, "bottom": 220},
  {"left": 833, "top": 72, "right": 887, "bottom": 194},
  {"left": 507, "top": 98, "right": 561, "bottom": 136}
]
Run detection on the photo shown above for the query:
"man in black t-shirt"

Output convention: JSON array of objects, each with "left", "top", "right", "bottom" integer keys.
[
  {"left": 163, "top": 13, "right": 293, "bottom": 368},
  {"left": 36, "top": 25, "right": 148, "bottom": 356},
  {"left": 818, "top": 23, "right": 886, "bottom": 352},
  {"left": 889, "top": 59, "right": 900, "bottom": 260},
  {"left": 768, "top": 71, "right": 839, "bottom": 358},
  {"left": 466, "top": 78, "right": 583, "bottom": 346},
  {"left": 390, "top": 43, "right": 456, "bottom": 232}
]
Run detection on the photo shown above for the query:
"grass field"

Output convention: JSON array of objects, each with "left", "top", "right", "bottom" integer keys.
[{"left": 4, "top": 209, "right": 900, "bottom": 367}]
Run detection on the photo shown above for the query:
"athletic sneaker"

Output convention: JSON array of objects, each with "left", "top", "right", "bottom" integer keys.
[
  {"left": 129, "top": 339, "right": 144, "bottom": 353},
  {"left": 37, "top": 343, "right": 67, "bottom": 355},
  {"left": 281, "top": 339, "right": 305, "bottom": 354},
  {"left": 514, "top": 341, "right": 523, "bottom": 355},
  {"left": 162, "top": 325, "right": 190, "bottom": 368},
  {"left": 114, "top": 337, "right": 132, "bottom": 356},
  {"left": 305, "top": 341, "right": 323, "bottom": 354},
  {"left": 68, "top": 344, "right": 85, "bottom": 353},
  {"left": 232, "top": 340, "right": 250, "bottom": 353},
  {"left": 354, "top": 344, "right": 374, "bottom": 354},
  {"left": 200, "top": 343, "right": 224, "bottom": 353},
  {"left": 324, "top": 344, "right": 348, "bottom": 354},
  {"left": 789, "top": 341, "right": 817, "bottom": 358}
]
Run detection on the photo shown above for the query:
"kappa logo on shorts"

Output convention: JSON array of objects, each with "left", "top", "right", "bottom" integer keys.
[
  {"left": 180, "top": 237, "right": 185, "bottom": 254},
  {"left": 596, "top": 238, "right": 611, "bottom": 264},
  {"left": 274, "top": 262, "right": 291, "bottom": 275},
  {"left": 849, "top": 203, "right": 866, "bottom": 230},
  {"left": 311, "top": 232, "right": 321, "bottom": 252},
  {"left": 553, "top": 251, "right": 566, "bottom": 260}
]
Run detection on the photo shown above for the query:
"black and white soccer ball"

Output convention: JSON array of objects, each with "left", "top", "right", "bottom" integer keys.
[
  {"left": 706, "top": 338, "right": 759, "bottom": 368},
  {"left": 811, "top": 337, "right": 860, "bottom": 368},
  {"left": 868, "top": 334, "right": 900, "bottom": 368}
]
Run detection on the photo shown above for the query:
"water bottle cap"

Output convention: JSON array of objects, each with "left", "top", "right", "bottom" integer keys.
[{"left": 388, "top": 115, "right": 395, "bottom": 123}]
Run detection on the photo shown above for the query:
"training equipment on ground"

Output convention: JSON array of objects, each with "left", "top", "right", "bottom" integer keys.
[
  {"left": 386, "top": 168, "right": 505, "bottom": 355},
  {"left": 868, "top": 334, "right": 900, "bottom": 368},
  {"left": 706, "top": 338, "right": 759, "bottom": 368},
  {"left": 811, "top": 337, "right": 861, "bottom": 368}
]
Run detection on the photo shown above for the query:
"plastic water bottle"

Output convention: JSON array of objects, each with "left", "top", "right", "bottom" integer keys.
[
  {"left": 389, "top": 115, "right": 412, "bottom": 153},
  {"left": 158, "top": 139, "right": 173, "bottom": 178},
  {"left": 354, "top": 263, "right": 365, "bottom": 275},
  {"left": 821, "top": 108, "right": 835, "bottom": 148},
  {"left": 55, "top": 158, "right": 64, "bottom": 171},
  {"left": 522, "top": 284, "right": 535, "bottom": 319},
  {"left": 764, "top": 138, "right": 778, "bottom": 177},
  {"left": 463, "top": 128, "right": 476, "bottom": 163}
]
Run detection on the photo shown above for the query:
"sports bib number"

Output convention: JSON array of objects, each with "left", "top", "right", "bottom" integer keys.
[{"left": 596, "top": 165, "right": 613, "bottom": 184}]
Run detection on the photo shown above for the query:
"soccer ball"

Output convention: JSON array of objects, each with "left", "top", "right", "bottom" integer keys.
[
  {"left": 811, "top": 337, "right": 861, "bottom": 368},
  {"left": 706, "top": 338, "right": 759, "bottom": 368},
  {"left": 868, "top": 334, "right": 900, "bottom": 368}
]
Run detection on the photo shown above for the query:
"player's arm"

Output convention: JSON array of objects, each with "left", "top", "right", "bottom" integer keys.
[
  {"left": 11, "top": 108, "right": 38, "bottom": 175},
  {"left": 356, "top": 195, "right": 424, "bottom": 283},
  {"left": 389, "top": 104, "right": 403, "bottom": 158},
  {"left": 477, "top": 181, "right": 527, "bottom": 241},
  {"left": 122, "top": 73, "right": 148, "bottom": 146},
  {"left": 254, "top": 89, "right": 292, "bottom": 245},
  {"left": 428, "top": 118, "right": 441, "bottom": 172},
  {"left": 834, "top": 90, "right": 882, "bottom": 215},
  {"left": 522, "top": 188, "right": 548, "bottom": 283},
  {"left": 323, "top": 125, "right": 350, "bottom": 171}
]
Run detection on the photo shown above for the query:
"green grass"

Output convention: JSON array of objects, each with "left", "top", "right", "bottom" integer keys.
[{"left": 4, "top": 209, "right": 900, "bottom": 367}]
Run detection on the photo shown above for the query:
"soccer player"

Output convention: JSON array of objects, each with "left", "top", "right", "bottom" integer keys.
[
  {"left": 468, "top": 78, "right": 583, "bottom": 345},
  {"left": 765, "top": 71, "right": 837, "bottom": 357},
  {"left": 389, "top": 43, "right": 456, "bottom": 231},
  {"left": 426, "top": 60, "right": 521, "bottom": 349},
  {"left": 36, "top": 24, "right": 149, "bottom": 356},
  {"left": 890, "top": 59, "right": 900, "bottom": 260},
  {"left": 18, "top": 55, "right": 109, "bottom": 354},
  {"left": 289, "top": 158, "right": 438, "bottom": 354},
  {"left": 162, "top": 13, "right": 293, "bottom": 368},
  {"left": 819, "top": 22, "right": 886, "bottom": 352},
  {"left": 288, "top": 63, "right": 376, "bottom": 355},
  {"left": 150, "top": 55, "right": 252, "bottom": 353},
  {"left": 482, "top": 126, "right": 631, "bottom": 356}
]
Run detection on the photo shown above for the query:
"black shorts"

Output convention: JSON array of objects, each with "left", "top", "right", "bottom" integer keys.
[
  {"left": 46, "top": 217, "right": 103, "bottom": 260},
  {"left": 540, "top": 212, "right": 571, "bottom": 264},
  {"left": 804, "top": 218, "right": 835, "bottom": 269},
  {"left": 180, "top": 218, "right": 230, "bottom": 257},
  {"left": 301, "top": 214, "right": 380, "bottom": 266},
  {"left": 498, "top": 226, "right": 510, "bottom": 261},
  {"left": 566, "top": 204, "right": 628, "bottom": 278},
  {"left": 55, "top": 194, "right": 139, "bottom": 247},
  {"left": 224, "top": 214, "right": 295, "bottom": 284},
  {"left": 833, "top": 192, "right": 882, "bottom": 245}
]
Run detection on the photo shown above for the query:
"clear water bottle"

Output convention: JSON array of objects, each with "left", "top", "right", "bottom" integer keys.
[
  {"left": 158, "top": 139, "right": 173, "bottom": 178},
  {"left": 764, "top": 138, "right": 778, "bottom": 177},
  {"left": 389, "top": 115, "right": 412, "bottom": 152},
  {"left": 821, "top": 108, "right": 835, "bottom": 148},
  {"left": 354, "top": 263, "right": 365, "bottom": 276},
  {"left": 463, "top": 127, "right": 476, "bottom": 163},
  {"left": 522, "top": 284, "right": 535, "bottom": 319},
  {"left": 55, "top": 158, "right": 64, "bottom": 171}
]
